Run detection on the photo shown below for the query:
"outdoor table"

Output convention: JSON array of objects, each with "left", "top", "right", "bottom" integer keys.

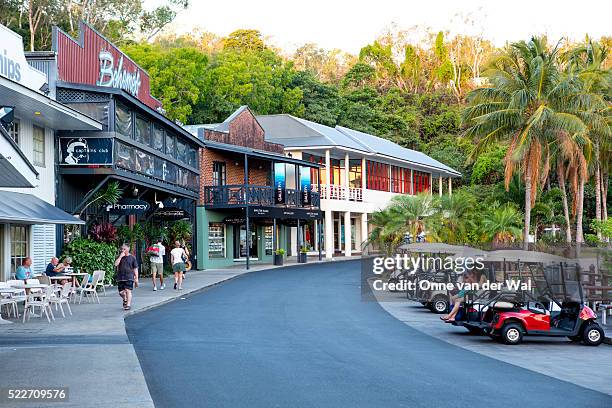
[
  {"left": 0, "top": 287, "right": 21, "bottom": 324},
  {"left": 64, "top": 272, "right": 87, "bottom": 287},
  {"left": 8, "top": 282, "right": 49, "bottom": 296}
]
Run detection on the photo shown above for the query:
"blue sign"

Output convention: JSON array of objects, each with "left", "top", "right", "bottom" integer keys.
[
  {"left": 274, "top": 163, "right": 286, "bottom": 204},
  {"left": 300, "top": 166, "right": 311, "bottom": 205}
]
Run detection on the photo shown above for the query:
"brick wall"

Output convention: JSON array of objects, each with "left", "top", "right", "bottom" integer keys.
[{"left": 198, "top": 148, "right": 270, "bottom": 205}]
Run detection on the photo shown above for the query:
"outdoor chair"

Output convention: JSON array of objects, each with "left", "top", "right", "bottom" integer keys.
[
  {"left": 72, "top": 273, "right": 90, "bottom": 303},
  {"left": 0, "top": 282, "right": 19, "bottom": 319},
  {"left": 6, "top": 280, "right": 27, "bottom": 316},
  {"left": 26, "top": 278, "right": 43, "bottom": 294},
  {"left": 78, "top": 272, "right": 101, "bottom": 304},
  {"left": 23, "top": 285, "right": 55, "bottom": 323},
  {"left": 49, "top": 282, "right": 73, "bottom": 317},
  {"left": 93, "top": 270, "right": 107, "bottom": 296}
]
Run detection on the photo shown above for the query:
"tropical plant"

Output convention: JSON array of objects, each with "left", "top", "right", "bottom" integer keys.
[
  {"left": 168, "top": 220, "right": 192, "bottom": 245},
  {"left": 89, "top": 222, "right": 118, "bottom": 243},
  {"left": 143, "top": 222, "right": 168, "bottom": 247},
  {"left": 430, "top": 191, "right": 476, "bottom": 244},
  {"left": 61, "top": 238, "right": 117, "bottom": 284},
  {"left": 479, "top": 203, "right": 523, "bottom": 244},
  {"left": 464, "top": 37, "right": 591, "bottom": 248},
  {"left": 117, "top": 224, "right": 145, "bottom": 249},
  {"left": 80, "top": 181, "right": 123, "bottom": 216}
]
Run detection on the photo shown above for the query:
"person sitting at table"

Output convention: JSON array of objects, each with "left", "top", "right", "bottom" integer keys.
[
  {"left": 45, "top": 257, "right": 65, "bottom": 277},
  {"left": 15, "top": 257, "right": 34, "bottom": 280},
  {"left": 62, "top": 257, "right": 74, "bottom": 273}
]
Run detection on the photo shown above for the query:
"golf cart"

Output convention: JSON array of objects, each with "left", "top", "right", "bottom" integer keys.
[{"left": 461, "top": 260, "right": 604, "bottom": 346}]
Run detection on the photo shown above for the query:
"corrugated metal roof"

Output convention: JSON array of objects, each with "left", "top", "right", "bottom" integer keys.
[{"left": 335, "top": 126, "right": 460, "bottom": 176}]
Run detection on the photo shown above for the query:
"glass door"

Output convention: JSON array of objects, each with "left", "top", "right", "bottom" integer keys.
[{"left": 234, "top": 225, "right": 258, "bottom": 259}]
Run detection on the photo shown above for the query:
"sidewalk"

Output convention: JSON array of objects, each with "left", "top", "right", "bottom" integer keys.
[
  {"left": 372, "top": 286, "right": 612, "bottom": 396},
  {"left": 0, "top": 256, "right": 357, "bottom": 408}
]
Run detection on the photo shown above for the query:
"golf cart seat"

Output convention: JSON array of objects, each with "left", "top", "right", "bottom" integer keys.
[{"left": 490, "top": 301, "right": 515, "bottom": 310}]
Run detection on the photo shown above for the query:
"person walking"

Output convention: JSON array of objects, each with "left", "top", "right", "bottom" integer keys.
[
  {"left": 114, "top": 244, "right": 139, "bottom": 311},
  {"left": 149, "top": 238, "right": 166, "bottom": 291},
  {"left": 170, "top": 241, "right": 187, "bottom": 290}
]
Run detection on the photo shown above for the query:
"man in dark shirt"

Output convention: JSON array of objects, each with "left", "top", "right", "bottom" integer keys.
[
  {"left": 45, "top": 257, "right": 64, "bottom": 276},
  {"left": 114, "top": 244, "right": 139, "bottom": 311}
]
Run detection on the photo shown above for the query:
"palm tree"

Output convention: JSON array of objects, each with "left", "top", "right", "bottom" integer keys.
[
  {"left": 479, "top": 203, "right": 523, "bottom": 244},
  {"left": 431, "top": 191, "right": 476, "bottom": 244},
  {"left": 464, "top": 37, "right": 590, "bottom": 249}
]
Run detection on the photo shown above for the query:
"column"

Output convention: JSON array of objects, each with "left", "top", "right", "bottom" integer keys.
[
  {"left": 448, "top": 177, "right": 452, "bottom": 196},
  {"left": 337, "top": 216, "right": 342, "bottom": 252},
  {"left": 344, "top": 152, "right": 350, "bottom": 200},
  {"left": 325, "top": 210, "right": 333, "bottom": 259},
  {"left": 325, "top": 149, "right": 331, "bottom": 198},
  {"left": 410, "top": 169, "right": 414, "bottom": 195},
  {"left": 438, "top": 175, "right": 443, "bottom": 197},
  {"left": 360, "top": 213, "right": 368, "bottom": 254},
  {"left": 344, "top": 211, "right": 352, "bottom": 257},
  {"left": 429, "top": 173, "right": 433, "bottom": 195},
  {"left": 361, "top": 157, "right": 366, "bottom": 190}
]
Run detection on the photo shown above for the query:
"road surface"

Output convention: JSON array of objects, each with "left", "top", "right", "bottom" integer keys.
[{"left": 126, "top": 260, "right": 611, "bottom": 408}]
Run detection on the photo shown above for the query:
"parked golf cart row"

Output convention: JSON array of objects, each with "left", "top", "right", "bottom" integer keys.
[{"left": 390, "top": 244, "right": 608, "bottom": 347}]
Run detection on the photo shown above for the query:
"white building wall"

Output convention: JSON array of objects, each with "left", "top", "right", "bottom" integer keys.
[{"left": 0, "top": 115, "right": 57, "bottom": 275}]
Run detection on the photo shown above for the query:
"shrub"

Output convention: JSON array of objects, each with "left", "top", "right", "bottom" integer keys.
[
  {"left": 90, "top": 222, "right": 118, "bottom": 243},
  {"left": 61, "top": 238, "right": 117, "bottom": 284}
]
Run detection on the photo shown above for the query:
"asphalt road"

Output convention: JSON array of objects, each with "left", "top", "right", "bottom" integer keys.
[{"left": 126, "top": 260, "right": 612, "bottom": 408}]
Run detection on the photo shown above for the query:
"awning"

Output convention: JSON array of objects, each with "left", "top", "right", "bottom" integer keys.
[
  {"left": 0, "top": 76, "right": 102, "bottom": 131},
  {"left": 0, "top": 124, "right": 38, "bottom": 187},
  {"left": 0, "top": 191, "right": 84, "bottom": 224}
]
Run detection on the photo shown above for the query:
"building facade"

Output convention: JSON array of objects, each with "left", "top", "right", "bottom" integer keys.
[
  {"left": 256, "top": 114, "right": 461, "bottom": 258},
  {"left": 186, "top": 107, "right": 322, "bottom": 269},
  {"left": 0, "top": 23, "right": 98, "bottom": 280}
]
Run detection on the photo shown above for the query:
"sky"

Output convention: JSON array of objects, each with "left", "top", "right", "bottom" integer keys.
[{"left": 151, "top": 0, "right": 611, "bottom": 54}]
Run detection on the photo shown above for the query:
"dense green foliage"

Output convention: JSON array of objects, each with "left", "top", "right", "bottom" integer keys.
[{"left": 61, "top": 238, "right": 117, "bottom": 284}]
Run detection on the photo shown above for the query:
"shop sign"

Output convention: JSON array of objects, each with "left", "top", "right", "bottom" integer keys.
[
  {"left": 223, "top": 216, "right": 246, "bottom": 225},
  {"left": 59, "top": 137, "right": 113, "bottom": 165},
  {"left": 248, "top": 207, "right": 322, "bottom": 220},
  {"left": 273, "top": 162, "right": 285, "bottom": 204},
  {"left": 97, "top": 51, "right": 141, "bottom": 96},
  {"left": 155, "top": 207, "right": 189, "bottom": 220},
  {"left": 0, "top": 24, "right": 47, "bottom": 91},
  {"left": 106, "top": 199, "right": 150, "bottom": 215},
  {"left": 300, "top": 166, "right": 311, "bottom": 205}
]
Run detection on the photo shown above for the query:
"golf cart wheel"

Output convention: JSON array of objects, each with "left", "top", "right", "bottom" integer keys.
[
  {"left": 582, "top": 323, "right": 604, "bottom": 346},
  {"left": 431, "top": 296, "right": 449, "bottom": 314},
  {"left": 501, "top": 323, "right": 523, "bottom": 345},
  {"left": 567, "top": 335, "right": 582, "bottom": 342}
]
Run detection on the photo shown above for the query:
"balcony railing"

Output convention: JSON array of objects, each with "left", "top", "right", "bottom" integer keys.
[
  {"left": 202, "top": 184, "right": 320, "bottom": 208},
  {"left": 313, "top": 184, "right": 363, "bottom": 202}
]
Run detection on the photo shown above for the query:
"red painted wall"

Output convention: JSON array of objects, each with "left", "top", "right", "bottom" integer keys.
[{"left": 53, "top": 22, "right": 162, "bottom": 110}]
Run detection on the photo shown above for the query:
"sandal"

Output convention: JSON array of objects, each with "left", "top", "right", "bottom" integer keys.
[
  {"left": 124, "top": 305, "right": 131, "bottom": 311},
  {"left": 440, "top": 316, "right": 449, "bottom": 321}
]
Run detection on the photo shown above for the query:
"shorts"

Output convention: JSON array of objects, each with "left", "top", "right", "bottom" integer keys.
[
  {"left": 117, "top": 280, "right": 134, "bottom": 292},
  {"left": 150, "top": 262, "right": 164, "bottom": 275},
  {"left": 172, "top": 262, "right": 186, "bottom": 273}
]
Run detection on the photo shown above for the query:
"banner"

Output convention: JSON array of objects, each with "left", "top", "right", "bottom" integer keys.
[
  {"left": 300, "top": 166, "right": 311, "bottom": 205},
  {"left": 59, "top": 137, "right": 113, "bottom": 165},
  {"left": 106, "top": 198, "right": 150, "bottom": 215},
  {"left": 274, "top": 162, "right": 286, "bottom": 204}
]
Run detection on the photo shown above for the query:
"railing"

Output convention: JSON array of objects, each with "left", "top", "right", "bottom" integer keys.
[
  {"left": 314, "top": 184, "right": 363, "bottom": 202},
  {"left": 203, "top": 184, "right": 320, "bottom": 208}
]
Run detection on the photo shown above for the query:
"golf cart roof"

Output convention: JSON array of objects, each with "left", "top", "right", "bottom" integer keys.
[
  {"left": 399, "top": 243, "right": 488, "bottom": 256},
  {"left": 482, "top": 250, "right": 568, "bottom": 263}
]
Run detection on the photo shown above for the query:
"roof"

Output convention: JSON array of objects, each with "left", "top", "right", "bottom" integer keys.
[
  {"left": 256, "top": 114, "right": 461, "bottom": 177},
  {"left": 186, "top": 106, "right": 256, "bottom": 135},
  {"left": 202, "top": 139, "right": 321, "bottom": 168},
  {"left": 0, "top": 190, "right": 85, "bottom": 224}
]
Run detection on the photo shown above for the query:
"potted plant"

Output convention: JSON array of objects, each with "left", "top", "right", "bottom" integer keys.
[
  {"left": 274, "top": 248, "right": 285, "bottom": 265},
  {"left": 298, "top": 246, "right": 309, "bottom": 263}
]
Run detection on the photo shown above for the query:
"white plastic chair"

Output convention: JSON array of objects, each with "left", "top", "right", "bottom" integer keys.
[
  {"left": 26, "top": 278, "right": 43, "bottom": 294},
  {"left": 49, "top": 282, "right": 73, "bottom": 317},
  {"left": 93, "top": 270, "right": 107, "bottom": 296},
  {"left": 0, "top": 282, "right": 19, "bottom": 319},
  {"left": 23, "top": 285, "right": 55, "bottom": 323},
  {"left": 78, "top": 272, "right": 100, "bottom": 304},
  {"left": 72, "top": 273, "right": 90, "bottom": 303}
]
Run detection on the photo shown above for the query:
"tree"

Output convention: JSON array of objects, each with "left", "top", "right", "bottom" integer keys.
[
  {"left": 222, "top": 29, "right": 265, "bottom": 51},
  {"left": 464, "top": 37, "right": 590, "bottom": 249},
  {"left": 479, "top": 203, "right": 523, "bottom": 244},
  {"left": 431, "top": 191, "right": 476, "bottom": 244}
]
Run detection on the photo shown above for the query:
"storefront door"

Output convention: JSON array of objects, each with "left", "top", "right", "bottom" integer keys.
[{"left": 234, "top": 225, "right": 258, "bottom": 259}]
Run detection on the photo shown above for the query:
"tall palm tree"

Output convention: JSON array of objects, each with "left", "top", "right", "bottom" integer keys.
[{"left": 464, "top": 37, "right": 589, "bottom": 249}]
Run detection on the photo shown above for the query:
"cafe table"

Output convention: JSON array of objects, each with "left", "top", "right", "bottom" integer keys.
[
  {"left": 64, "top": 272, "right": 88, "bottom": 287},
  {"left": 0, "top": 287, "right": 21, "bottom": 324}
]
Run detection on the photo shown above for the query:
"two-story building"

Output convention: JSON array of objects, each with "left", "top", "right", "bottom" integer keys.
[
  {"left": 256, "top": 114, "right": 461, "bottom": 258},
  {"left": 0, "top": 23, "right": 99, "bottom": 279},
  {"left": 186, "top": 107, "right": 322, "bottom": 269},
  {"left": 31, "top": 22, "right": 204, "bottom": 259}
]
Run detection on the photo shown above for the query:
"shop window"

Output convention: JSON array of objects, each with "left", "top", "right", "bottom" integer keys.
[
  {"left": 212, "top": 161, "right": 226, "bottom": 186},
  {"left": 153, "top": 157, "right": 165, "bottom": 180},
  {"left": 188, "top": 146, "right": 197, "bottom": 168},
  {"left": 10, "top": 225, "right": 28, "bottom": 275},
  {"left": 152, "top": 126, "right": 164, "bottom": 152},
  {"left": 116, "top": 142, "right": 135, "bottom": 170},
  {"left": 32, "top": 126, "right": 45, "bottom": 167},
  {"left": 209, "top": 223, "right": 225, "bottom": 258},
  {"left": 115, "top": 103, "right": 132, "bottom": 137},
  {"left": 176, "top": 138, "right": 187, "bottom": 162},
  {"left": 166, "top": 162, "right": 178, "bottom": 183},
  {"left": 135, "top": 150, "right": 154, "bottom": 176},
  {"left": 135, "top": 116, "right": 151, "bottom": 146},
  {"left": 67, "top": 103, "right": 109, "bottom": 130},
  {"left": 165, "top": 133, "right": 175, "bottom": 157},
  {"left": 7, "top": 119, "right": 20, "bottom": 145},
  {"left": 264, "top": 226, "right": 273, "bottom": 255}
]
